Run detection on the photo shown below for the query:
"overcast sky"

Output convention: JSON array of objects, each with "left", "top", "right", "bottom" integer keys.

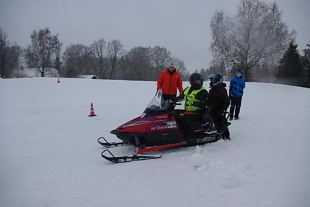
[{"left": 1, "top": 0, "right": 309, "bottom": 71}]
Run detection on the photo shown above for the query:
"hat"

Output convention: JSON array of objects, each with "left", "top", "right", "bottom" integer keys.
[{"left": 236, "top": 66, "right": 244, "bottom": 73}]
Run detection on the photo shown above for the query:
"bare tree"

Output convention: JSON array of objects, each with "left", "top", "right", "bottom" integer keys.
[
  {"left": 210, "top": 0, "right": 294, "bottom": 80},
  {"left": 62, "top": 44, "right": 94, "bottom": 77},
  {"left": 124, "top": 47, "right": 152, "bottom": 80},
  {"left": 150, "top": 46, "right": 171, "bottom": 67},
  {"left": 25, "top": 28, "right": 62, "bottom": 77},
  {"left": 6, "top": 45, "right": 22, "bottom": 77},
  {"left": 90, "top": 39, "right": 107, "bottom": 78},
  {"left": 115, "top": 46, "right": 181, "bottom": 80},
  {"left": 107, "top": 40, "right": 123, "bottom": 79}
]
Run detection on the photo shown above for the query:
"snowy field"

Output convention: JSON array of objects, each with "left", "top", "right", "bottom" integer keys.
[{"left": 0, "top": 78, "right": 310, "bottom": 207}]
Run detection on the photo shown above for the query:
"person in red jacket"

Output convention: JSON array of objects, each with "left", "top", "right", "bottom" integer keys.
[{"left": 157, "top": 63, "right": 183, "bottom": 101}]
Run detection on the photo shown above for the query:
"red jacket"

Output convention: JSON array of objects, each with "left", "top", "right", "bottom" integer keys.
[{"left": 157, "top": 69, "right": 183, "bottom": 95}]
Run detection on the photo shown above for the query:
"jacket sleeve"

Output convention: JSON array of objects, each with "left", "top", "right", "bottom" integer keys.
[
  {"left": 229, "top": 78, "right": 234, "bottom": 96},
  {"left": 157, "top": 71, "right": 164, "bottom": 90},
  {"left": 177, "top": 73, "right": 183, "bottom": 94},
  {"left": 242, "top": 79, "right": 246, "bottom": 89},
  {"left": 176, "top": 86, "right": 187, "bottom": 101},
  {"left": 193, "top": 90, "right": 208, "bottom": 109},
  {"left": 221, "top": 88, "right": 230, "bottom": 110}
]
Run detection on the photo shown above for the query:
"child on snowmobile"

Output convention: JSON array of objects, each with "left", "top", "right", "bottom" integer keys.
[
  {"left": 176, "top": 73, "right": 217, "bottom": 135},
  {"left": 207, "top": 73, "right": 231, "bottom": 139}
]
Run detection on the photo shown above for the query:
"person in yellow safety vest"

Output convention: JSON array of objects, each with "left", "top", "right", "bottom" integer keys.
[{"left": 176, "top": 73, "right": 217, "bottom": 134}]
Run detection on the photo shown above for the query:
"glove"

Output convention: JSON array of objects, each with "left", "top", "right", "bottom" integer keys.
[
  {"left": 217, "top": 111, "right": 225, "bottom": 117},
  {"left": 206, "top": 106, "right": 212, "bottom": 114},
  {"left": 165, "top": 99, "right": 174, "bottom": 104}
]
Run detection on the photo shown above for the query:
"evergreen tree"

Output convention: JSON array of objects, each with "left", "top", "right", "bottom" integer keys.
[
  {"left": 276, "top": 42, "right": 303, "bottom": 86},
  {"left": 301, "top": 43, "right": 310, "bottom": 87}
]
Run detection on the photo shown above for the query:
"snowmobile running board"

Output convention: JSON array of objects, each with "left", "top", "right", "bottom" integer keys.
[
  {"left": 101, "top": 149, "right": 162, "bottom": 163},
  {"left": 137, "top": 142, "right": 187, "bottom": 154}
]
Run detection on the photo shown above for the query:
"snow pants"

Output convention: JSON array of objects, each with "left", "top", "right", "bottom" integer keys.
[{"left": 229, "top": 96, "right": 242, "bottom": 118}]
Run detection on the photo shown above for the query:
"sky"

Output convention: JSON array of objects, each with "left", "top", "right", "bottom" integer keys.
[{"left": 1, "top": 0, "right": 309, "bottom": 72}]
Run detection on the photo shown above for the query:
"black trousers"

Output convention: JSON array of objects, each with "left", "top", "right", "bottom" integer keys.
[
  {"left": 209, "top": 110, "right": 230, "bottom": 139},
  {"left": 229, "top": 96, "right": 242, "bottom": 118},
  {"left": 162, "top": 94, "right": 176, "bottom": 101}
]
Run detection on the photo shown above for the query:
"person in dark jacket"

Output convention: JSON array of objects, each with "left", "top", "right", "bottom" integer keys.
[
  {"left": 229, "top": 66, "right": 246, "bottom": 120},
  {"left": 157, "top": 63, "right": 183, "bottom": 102},
  {"left": 207, "top": 73, "right": 230, "bottom": 139},
  {"left": 176, "top": 73, "right": 216, "bottom": 134}
]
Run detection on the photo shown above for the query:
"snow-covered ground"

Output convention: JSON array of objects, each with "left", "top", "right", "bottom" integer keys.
[{"left": 0, "top": 78, "right": 310, "bottom": 207}]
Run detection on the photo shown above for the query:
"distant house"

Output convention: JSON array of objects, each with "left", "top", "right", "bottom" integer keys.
[
  {"left": 79, "top": 75, "right": 99, "bottom": 79},
  {"left": 20, "top": 68, "right": 59, "bottom": 78}
]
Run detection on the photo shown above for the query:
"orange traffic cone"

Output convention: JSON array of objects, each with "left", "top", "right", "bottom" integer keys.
[{"left": 88, "top": 102, "right": 97, "bottom": 117}]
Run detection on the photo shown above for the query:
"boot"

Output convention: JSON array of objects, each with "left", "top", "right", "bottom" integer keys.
[
  {"left": 229, "top": 106, "right": 234, "bottom": 120},
  {"left": 235, "top": 105, "right": 240, "bottom": 119},
  {"left": 205, "top": 122, "right": 217, "bottom": 135},
  {"left": 222, "top": 129, "right": 231, "bottom": 140}
]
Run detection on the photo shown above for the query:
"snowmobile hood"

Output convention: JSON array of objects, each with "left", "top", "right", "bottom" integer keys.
[{"left": 111, "top": 113, "right": 177, "bottom": 134}]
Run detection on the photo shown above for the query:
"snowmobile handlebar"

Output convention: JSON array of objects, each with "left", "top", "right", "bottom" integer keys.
[{"left": 165, "top": 100, "right": 181, "bottom": 105}]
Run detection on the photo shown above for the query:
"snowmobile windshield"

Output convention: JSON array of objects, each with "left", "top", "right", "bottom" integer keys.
[{"left": 143, "top": 91, "right": 171, "bottom": 116}]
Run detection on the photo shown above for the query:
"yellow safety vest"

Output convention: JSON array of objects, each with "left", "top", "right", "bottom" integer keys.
[{"left": 183, "top": 86, "right": 206, "bottom": 112}]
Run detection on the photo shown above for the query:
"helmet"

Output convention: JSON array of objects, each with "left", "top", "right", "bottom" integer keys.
[
  {"left": 190, "top": 73, "right": 203, "bottom": 86},
  {"left": 208, "top": 73, "right": 223, "bottom": 87}
]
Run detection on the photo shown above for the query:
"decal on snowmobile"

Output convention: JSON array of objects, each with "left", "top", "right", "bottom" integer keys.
[
  {"left": 157, "top": 115, "right": 168, "bottom": 119},
  {"left": 150, "top": 125, "right": 168, "bottom": 130},
  {"left": 155, "top": 121, "right": 168, "bottom": 125},
  {"left": 150, "top": 121, "right": 177, "bottom": 131},
  {"left": 167, "top": 121, "right": 177, "bottom": 128},
  {"left": 122, "top": 120, "right": 167, "bottom": 128}
]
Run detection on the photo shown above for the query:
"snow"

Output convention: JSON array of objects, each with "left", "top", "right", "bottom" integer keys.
[{"left": 0, "top": 77, "right": 310, "bottom": 207}]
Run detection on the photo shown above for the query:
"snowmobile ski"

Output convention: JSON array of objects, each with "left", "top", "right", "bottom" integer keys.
[
  {"left": 101, "top": 149, "right": 161, "bottom": 163},
  {"left": 100, "top": 136, "right": 221, "bottom": 163},
  {"left": 97, "top": 136, "right": 129, "bottom": 148}
]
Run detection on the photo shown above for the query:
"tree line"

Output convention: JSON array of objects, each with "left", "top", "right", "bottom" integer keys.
[
  {"left": 0, "top": 27, "right": 189, "bottom": 81},
  {"left": 209, "top": 0, "right": 310, "bottom": 87}
]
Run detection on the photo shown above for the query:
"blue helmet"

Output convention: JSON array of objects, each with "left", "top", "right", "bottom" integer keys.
[{"left": 208, "top": 73, "right": 223, "bottom": 87}]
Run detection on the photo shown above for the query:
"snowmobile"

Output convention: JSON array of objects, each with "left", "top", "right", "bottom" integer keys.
[{"left": 98, "top": 91, "right": 230, "bottom": 163}]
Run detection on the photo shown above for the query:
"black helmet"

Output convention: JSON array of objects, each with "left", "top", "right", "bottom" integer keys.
[
  {"left": 208, "top": 73, "right": 223, "bottom": 87},
  {"left": 190, "top": 73, "right": 203, "bottom": 87}
]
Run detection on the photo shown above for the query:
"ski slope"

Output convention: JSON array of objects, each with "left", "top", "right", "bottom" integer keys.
[{"left": 0, "top": 78, "right": 310, "bottom": 207}]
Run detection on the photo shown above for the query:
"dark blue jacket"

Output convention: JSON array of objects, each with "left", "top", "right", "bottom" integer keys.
[{"left": 229, "top": 76, "right": 245, "bottom": 97}]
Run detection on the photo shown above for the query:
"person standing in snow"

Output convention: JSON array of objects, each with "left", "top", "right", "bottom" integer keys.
[
  {"left": 207, "top": 73, "right": 230, "bottom": 139},
  {"left": 229, "top": 66, "right": 246, "bottom": 120},
  {"left": 157, "top": 63, "right": 183, "bottom": 102}
]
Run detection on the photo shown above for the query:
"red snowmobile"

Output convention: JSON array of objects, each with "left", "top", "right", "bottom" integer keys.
[{"left": 98, "top": 91, "right": 230, "bottom": 163}]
